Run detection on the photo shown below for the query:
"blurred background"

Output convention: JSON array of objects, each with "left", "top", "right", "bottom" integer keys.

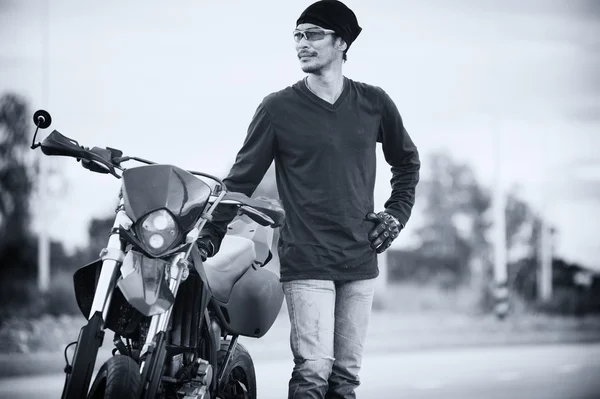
[{"left": 1, "top": 0, "right": 600, "bottom": 398}]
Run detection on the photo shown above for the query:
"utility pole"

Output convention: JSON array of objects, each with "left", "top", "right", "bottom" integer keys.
[
  {"left": 538, "top": 218, "right": 553, "bottom": 302},
  {"left": 492, "top": 113, "right": 508, "bottom": 319},
  {"left": 37, "top": 0, "right": 51, "bottom": 293},
  {"left": 536, "top": 116, "right": 553, "bottom": 303}
]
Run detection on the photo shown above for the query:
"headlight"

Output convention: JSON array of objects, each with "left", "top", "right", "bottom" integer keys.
[{"left": 138, "top": 209, "right": 180, "bottom": 256}]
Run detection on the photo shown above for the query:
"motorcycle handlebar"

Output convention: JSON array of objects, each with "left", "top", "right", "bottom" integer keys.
[
  {"left": 30, "top": 117, "right": 285, "bottom": 228},
  {"left": 36, "top": 129, "right": 225, "bottom": 187}
]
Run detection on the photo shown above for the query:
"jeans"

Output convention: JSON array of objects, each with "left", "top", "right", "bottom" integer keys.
[{"left": 282, "top": 278, "right": 376, "bottom": 399}]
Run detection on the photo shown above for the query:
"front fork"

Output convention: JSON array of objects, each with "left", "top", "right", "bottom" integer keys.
[
  {"left": 61, "top": 196, "right": 129, "bottom": 399},
  {"left": 138, "top": 193, "right": 228, "bottom": 398},
  {"left": 138, "top": 252, "right": 187, "bottom": 398}
]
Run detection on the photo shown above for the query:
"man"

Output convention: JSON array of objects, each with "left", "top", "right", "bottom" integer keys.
[{"left": 199, "top": 1, "right": 420, "bottom": 397}]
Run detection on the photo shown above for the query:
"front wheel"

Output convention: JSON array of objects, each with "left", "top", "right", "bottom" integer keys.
[
  {"left": 217, "top": 342, "right": 257, "bottom": 399},
  {"left": 87, "top": 355, "right": 142, "bottom": 399}
]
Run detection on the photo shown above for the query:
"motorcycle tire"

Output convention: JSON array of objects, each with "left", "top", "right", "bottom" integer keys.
[
  {"left": 217, "top": 342, "right": 257, "bottom": 399},
  {"left": 87, "top": 355, "right": 141, "bottom": 399}
]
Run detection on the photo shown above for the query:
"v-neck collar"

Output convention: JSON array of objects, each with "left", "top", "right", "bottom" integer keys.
[{"left": 297, "top": 76, "right": 350, "bottom": 111}]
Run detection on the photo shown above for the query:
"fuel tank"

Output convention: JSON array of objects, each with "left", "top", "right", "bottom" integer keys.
[{"left": 201, "top": 216, "right": 283, "bottom": 338}]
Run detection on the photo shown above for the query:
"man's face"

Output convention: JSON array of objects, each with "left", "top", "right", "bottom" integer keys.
[{"left": 294, "top": 23, "right": 342, "bottom": 74}]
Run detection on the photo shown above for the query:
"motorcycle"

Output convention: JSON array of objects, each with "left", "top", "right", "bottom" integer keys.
[{"left": 29, "top": 110, "right": 286, "bottom": 399}]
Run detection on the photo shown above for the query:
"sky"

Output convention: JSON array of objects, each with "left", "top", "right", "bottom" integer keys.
[{"left": 1, "top": 0, "right": 599, "bottom": 269}]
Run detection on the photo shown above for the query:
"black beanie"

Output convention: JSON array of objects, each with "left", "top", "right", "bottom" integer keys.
[{"left": 296, "top": 0, "right": 362, "bottom": 51}]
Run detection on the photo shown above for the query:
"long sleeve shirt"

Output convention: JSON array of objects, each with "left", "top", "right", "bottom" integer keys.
[{"left": 203, "top": 76, "right": 420, "bottom": 282}]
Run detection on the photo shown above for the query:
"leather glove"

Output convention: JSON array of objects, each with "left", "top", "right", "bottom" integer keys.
[{"left": 366, "top": 211, "right": 402, "bottom": 253}]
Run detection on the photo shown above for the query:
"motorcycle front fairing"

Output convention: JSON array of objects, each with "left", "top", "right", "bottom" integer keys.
[
  {"left": 116, "top": 164, "right": 212, "bottom": 316},
  {"left": 121, "top": 164, "right": 212, "bottom": 231},
  {"left": 74, "top": 164, "right": 215, "bottom": 327}
]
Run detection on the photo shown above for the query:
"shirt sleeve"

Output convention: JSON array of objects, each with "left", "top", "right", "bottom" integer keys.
[
  {"left": 376, "top": 89, "right": 420, "bottom": 228},
  {"left": 200, "top": 101, "right": 276, "bottom": 251}
]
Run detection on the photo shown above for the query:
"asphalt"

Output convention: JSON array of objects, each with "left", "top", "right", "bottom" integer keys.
[{"left": 1, "top": 343, "right": 599, "bottom": 399}]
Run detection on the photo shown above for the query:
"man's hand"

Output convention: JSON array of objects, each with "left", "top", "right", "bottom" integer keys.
[
  {"left": 197, "top": 236, "right": 216, "bottom": 262},
  {"left": 366, "top": 211, "right": 402, "bottom": 253}
]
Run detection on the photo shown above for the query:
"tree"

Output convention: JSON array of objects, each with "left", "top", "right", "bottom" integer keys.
[
  {"left": 413, "top": 153, "right": 490, "bottom": 285},
  {"left": 0, "top": 93, "right": 36, "bottom": 279},
  {"left": 411, "top": 152, "right": 539, "bottom": 288}
]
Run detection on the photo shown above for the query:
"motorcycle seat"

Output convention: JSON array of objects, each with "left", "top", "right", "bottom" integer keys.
[{"left": 203, "top": 235, "right": 256, "bottom": 303}]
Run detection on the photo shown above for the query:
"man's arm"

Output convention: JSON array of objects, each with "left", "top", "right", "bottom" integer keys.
[
  {"left": 200, "top": 101, "right": 276, "bottom": 255},
  {"left": 376, "top": 89, "right": 420, "bottom": 228}
]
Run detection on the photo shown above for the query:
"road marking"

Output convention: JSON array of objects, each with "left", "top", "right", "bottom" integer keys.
[
  {"left": 496, "top": 371, "right": 521, "bottom": 382},
  {"left": 557, "top": 364, "right": 581, "bottom": 374}
]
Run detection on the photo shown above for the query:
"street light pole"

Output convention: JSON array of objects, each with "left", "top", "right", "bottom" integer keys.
[
  {"left": 538, "top": 217, "right": 553, "bottom": 302},
  {"left": 37, "top": 0, "right": 51, "bottom": 293},
  {"left": 492, "top": 113, "right": 508, "bottom": 319},
  {"left": 536, "top": 122, "right": 553, "bottom": 303}
]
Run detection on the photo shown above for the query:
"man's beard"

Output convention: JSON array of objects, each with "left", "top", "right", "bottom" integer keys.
[
  {"left": 300, "top": 63, "right": 321, "bottom": 73},
  {"left": 300, "top": 58, "right": 330, "bottom": 74}
]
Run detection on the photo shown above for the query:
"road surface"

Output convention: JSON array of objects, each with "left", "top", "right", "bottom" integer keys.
[{"left": 0, "top": 343, "right": 598, "bottom": 398}]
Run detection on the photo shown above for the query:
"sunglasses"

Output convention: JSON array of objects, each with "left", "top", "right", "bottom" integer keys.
[{"left": 293, "top": 29, "right": 336, "bottom": 43}]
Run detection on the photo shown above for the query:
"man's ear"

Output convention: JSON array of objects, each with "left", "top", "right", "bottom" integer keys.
[{"left": 336, "top": 37, "right": 348, "bottom": 52}]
